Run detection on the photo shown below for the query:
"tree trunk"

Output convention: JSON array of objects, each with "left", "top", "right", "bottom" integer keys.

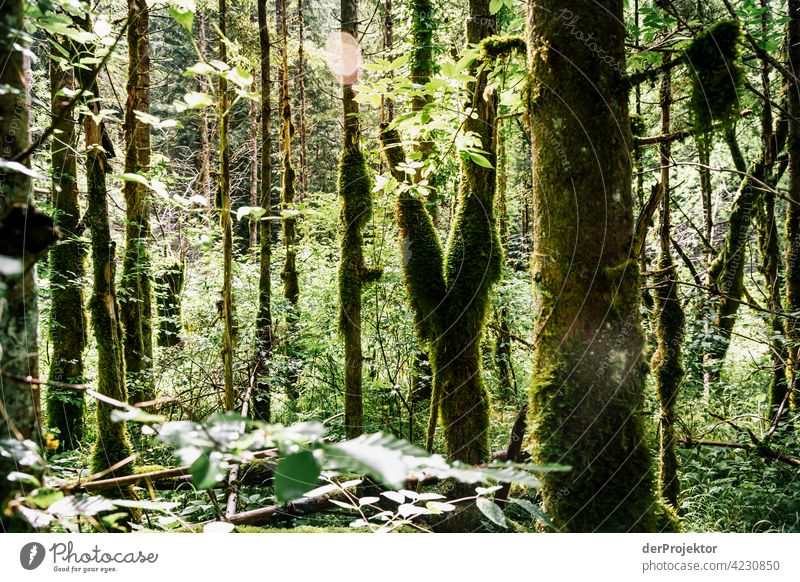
[
  {"left": 155, "top": 262, "right": 183, "bottom": 347},
  {"left": 280, "top": 0, "right": 299, "bottom": 308},
  {"left": 786, "top": 0, "right": 800, "bottom": 410},
  {"left": 198, "top": 10, "right": 212, "bottom": 204},
  {"left": 526, "top": 0, "right": 666, "bottom": 531},
  {"left": 494, "top": 118, "right": 512, "bottom": 398},
  {"left": 73, "top": 22, "right": 135, "bottom": 476},
  {"left": 0, "top": 0, "right": 58, "bottom": 531},
  {"left": 46, "top": 45, "right": 87, "bottom": 450},
  {"left": 338, "top": 0, "right": 379, "bottom": 438},
  {"left": 120, "top": 0, "right": 154, "bottom": 405},
  {"left": 255, "top": 0, "right": 274, "bottom": 422},
  {"left": 380, "top": 0, "right": 500, "bottom": 465},
  {"left": 297, "top": 0, "right": 308, "bottom": 198},
  {"left": 651, "top": 68, "right": 685, "bottom": 510},
  {"left": 219, "top": 0, "right": 236, "bottom": 411}
]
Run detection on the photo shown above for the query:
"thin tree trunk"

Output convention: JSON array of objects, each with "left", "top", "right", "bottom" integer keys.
[
  {"left": 651, "top": 67, "right": 685, "bottom": 510},
  {"left": 249, "top": 73, "right": 259, "bottom": 252},
  {"left": 255, "top": 0, "right": 274, "bottom": 421},
  {"left": 198, "top": 10, "right": 212, "bottom": 204},
  {"left": 785, "top": 0, "right": 800, "bottom": 410},
  {"left": 219, "top": 0, "right": 236, "bottom": 411},
  {"left": 338, "top": 0, "right": 379, "bottom": 438},
  {"left": 72, "top": 21, "right": 135, "bottom": 476},
  {"left": 46, "top": 45, "right": 87, "bottom": 450},
  {"left": 297, "top": 0, "right": 308, "bottom": 198},
  {"left": 120, "top": 0, "right": 154, "bottom": 405},
  {"left": 494, "top": 119, "right": 512, "bottom": 398}
]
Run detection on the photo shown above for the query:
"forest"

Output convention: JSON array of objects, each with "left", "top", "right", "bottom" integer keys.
[{"left": 0, "top": 0, "right": 799, "bottom": 535}]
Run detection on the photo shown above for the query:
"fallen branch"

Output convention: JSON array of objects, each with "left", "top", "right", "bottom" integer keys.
[
  {"left": 61, "top": 449, "right": 278, "bottom": 493},
  {"left": 681, "top": 438, "right": 800, "bottom": 468}
]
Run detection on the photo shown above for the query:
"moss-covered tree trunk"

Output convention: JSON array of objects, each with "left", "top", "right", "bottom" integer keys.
[
  {"left": 494, "top": 118, "right": 512, "bottom": 398},
  {"left": 198, "top": 10, "right": 212, "bottom": 204},
  {"left": 297, "top": 0, "right": 308, "bottom": 198},
  {"left": 380, "top": 0, "right": 499, "bottom": 465},
  {"left": 526, "top": 0, "right": 664, "bottom": 531},
  {"left": 120, "top": 0, "right": 154, "bottom": 405},
  {"left": 0, "top": 2, "right": 58, "bottom": 530},
  {"left": 155, "top": 262, "right": 183, "bottom": 347},
  {"left": 46, "top": 45, "right": 87, "bottom": 450},
  {"left": 73, "top": 26, "right": 135, "bottom": 475},
  {"left": 279, "top": 0, "right": 298, "bottom": 308},
  {"left": 218, "top": 0, "right": 235, "bottom": 411},
  {"left": 704, "top": 157, "right": 765, "bottom": 395},
  {"left": 338, "top": 0, "right": 379, "bottom": 438},
  {"left": 786, "top": 0, "right": 800, "bottom": 410},
  {"left": 651, "top": 69, "right": 685, "bottom": 510},
  {"left": 254, "top": 0, "right": 273, "bottom": 421}
]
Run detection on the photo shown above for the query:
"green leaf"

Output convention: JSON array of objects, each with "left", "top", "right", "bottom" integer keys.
[
  {"left": 169, "top": 3, "right": 195, "bottom": 32},
  {"left": 466, "top": 151, "right": 493, "bottom": 168},
  {"left": 224, "top": 66, "right": 253, "bottom": 89},
  {"left": 274, "top": 449, "right": 322, "bottom": 502},
  {"left": 7, "top": 471, "right": 40, "bottom": 487},
  {"left": 26, "top": 488, "right": 64, "bottom": 509},
  {"left": 476, "top": 497, "right": 507, "bottom": 528},
  {"left": 183, "top": 91, "right": 214, "bottom": 109},
  {"left": 184, "top": 62, "right": 216, "bottom": 76},
  {"left": 190, "top": 453, "right": 223, "bottom": 490},
  {"left": 489, "top": 0, "right": 504, "bottom": 14},
  {"left": 48, "top": 495, "right": 115, "bottom": 517},
  {"left": 119, "top": 173, "right": 149, "bottom": 186},
  {"left": 325, "top": 433, "right": 426, "bottom": 489},
  {"left": 511, "top": 498, "right": 559, "bottom": 531}
]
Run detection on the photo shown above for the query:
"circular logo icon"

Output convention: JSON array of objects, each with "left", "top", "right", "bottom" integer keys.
[{"left": 20, "top": 542, "right": 46, "bottom": 570}]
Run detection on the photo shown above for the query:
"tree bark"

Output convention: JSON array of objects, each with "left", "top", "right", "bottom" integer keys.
[
  {"left": 651, "top": 67, "right": 685, "bottom": 510},
  {"left": 218, "top": 0, "right": 236, "bottom": 411},
  {"left": 526, "top": 0, "right": 666, "bottom": 531},
  {"left": 786, "top": 0, "right": 800, "bottom": 410},
  {"left": 338, "top": 0, "right": 380, "bottom": 438},
  {"left": 46, "top": 43, "right": 87, "bottom": 450},
  {"left": 73, "top": 19, "right": 135, "bottom": 476},
  {"left": 254, "top": 0, "right": 274, "bottom": 422},
  {"left": 120, "top": 0, "right": 154, "bottom": 405}
]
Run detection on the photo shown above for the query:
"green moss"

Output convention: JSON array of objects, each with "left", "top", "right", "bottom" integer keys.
[
  {"left": 235, "top": 525, "right": 368, "bottom": 533},
  {"left": 684, "top": 20, "right": 744, "bottom": 131},
  {"left": 651, "top": 258, "right": 685, "bottom": 509},
  {"left": 629, "top": 113, "right": 647, "bottom": 137},
  {"left": 479, "top": 35, "right": 526, "bottom": 60}
]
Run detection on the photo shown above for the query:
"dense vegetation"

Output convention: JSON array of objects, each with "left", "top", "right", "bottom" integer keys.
[{"left": 1, "top": 0, "right": 799, "bottom": 534}]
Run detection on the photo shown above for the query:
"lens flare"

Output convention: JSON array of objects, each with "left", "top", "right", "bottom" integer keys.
[{"left": 324, "top": 31, "right": 362, "bottom": 85}]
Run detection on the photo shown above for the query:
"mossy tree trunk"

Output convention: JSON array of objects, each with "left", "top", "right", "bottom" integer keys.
[
  {"left": 0, "top": 1, "right": 58, "bottom": 529},
  {"left": 46, "top": 44, "right": 87, "bottom": 450},
  {"left": 703, "top": 157, "right": 764, "bottom": 396},
  {"left": 280, "top": 0, "right": 299, "bottom": 308},
  {"left": 297, "top": 0, "right": 308, "bottom": 198},
  {"left": 155, "top": 262, "right": 183, "bottom": 347},
  {"left": 786, "top": 0, "right": 800, "bottom": 410},
  {"left": 494, "top": 118, "right": 512, "bottom": 398},
  {"left": 218, "top": 0, "right": 235, "bottom": 411},
  {"left": 338, "top": 0, "right": 380, "bottom": 438},
  {"left": 651, "top": 68, "right": 685, "bottom": 510},
  {"left": 198, "top": 10, "right": 212, "bottom": 204},
  {"left": 254, "top": 0, "right": 274, "bottom": 421},
  {"left": 526, "top": 0, "right": 663, "bottom": 531},
  {"left": 73, "top": 22, "right": 135, "bottom": 476},
  {"left": 279, "top": 0, "right": 299, "bottom": 400},
  {"left": 380, "top": 0, "right": 499, "bottom": 465},
  {"left": 120, "top": 0, "right": 154, "bottom": 405},
  {"left": 753, "top": 38, "right": 789, "bottom": 415}
]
